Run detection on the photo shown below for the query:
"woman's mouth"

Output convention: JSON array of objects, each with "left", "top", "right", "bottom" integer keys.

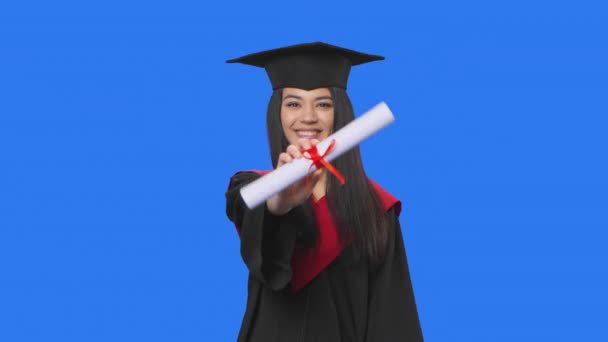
[{"left": 295, "top": 129, "right": 322, "bottom": 139}]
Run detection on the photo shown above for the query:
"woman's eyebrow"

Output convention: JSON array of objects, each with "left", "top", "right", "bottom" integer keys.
[
  {"left": 315, "top": 96, "right": 333, "bottom": 101},
  {"left": 283, "top": 94, "right": 302, "bottom": 100}
]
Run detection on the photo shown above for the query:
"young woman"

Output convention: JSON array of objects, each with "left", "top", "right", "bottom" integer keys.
[{"left": 225, "top": 42, "right": 423, "bottom": 342}]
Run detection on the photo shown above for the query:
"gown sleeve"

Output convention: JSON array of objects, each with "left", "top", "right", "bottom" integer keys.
[{"left": 225, "top": 171, "right": 305, "bottom": 291}]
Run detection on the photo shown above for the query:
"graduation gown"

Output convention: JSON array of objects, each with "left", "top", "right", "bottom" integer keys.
[{"left": 225, "top": 171, "right": 423, "bottom": 342}]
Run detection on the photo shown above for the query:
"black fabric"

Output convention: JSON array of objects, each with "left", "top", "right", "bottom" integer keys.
[
  {"left": 226, "top": 42, "right": 384, "bottom": 90},
  {"left": 226, "top": 171, "right": 424, "bottom": 342}
]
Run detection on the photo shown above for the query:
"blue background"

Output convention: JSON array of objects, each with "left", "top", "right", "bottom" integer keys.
[{"left": 1, "top": 0, "right": 607, "bottom": 341}]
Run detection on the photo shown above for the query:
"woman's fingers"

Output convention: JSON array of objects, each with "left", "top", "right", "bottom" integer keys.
[
  {"left": 286, "top": 144, "right": 302, "bottom": 159},
  {"left": 273, "top": 140, "right": 329, "bottom": 211},
  {"left": 298, "top": 138, "right": 323, "bottom": 159},
  {"left": 297, "top": 138, "right": 312, "bottom": 152},
  {"left": 278, "top": 140, "right": 322, "bottom": 168},
  {"left": 277, "top": 152, "right": 293, "bottom": 168}
]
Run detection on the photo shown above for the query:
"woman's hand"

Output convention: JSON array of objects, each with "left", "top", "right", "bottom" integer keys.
[{"left": 266, "top": 138, "right": 323, "bottom": 216}]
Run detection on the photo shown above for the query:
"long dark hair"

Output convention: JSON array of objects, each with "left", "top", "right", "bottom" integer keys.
[{"left": 266, "top": 88, "right": 389, "bottom": 262}]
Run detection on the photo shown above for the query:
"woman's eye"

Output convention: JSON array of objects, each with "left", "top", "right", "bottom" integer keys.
[
  {"left": 286, "top": 102, "right": 300, "bottom": 108},
  {"left": 318, "top": 102, "right": 333, "bottom": 108}
]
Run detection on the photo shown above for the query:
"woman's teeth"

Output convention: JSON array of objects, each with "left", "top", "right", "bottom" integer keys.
[{"left": 296, "top": 130, "right": 320, "bottom": 138}]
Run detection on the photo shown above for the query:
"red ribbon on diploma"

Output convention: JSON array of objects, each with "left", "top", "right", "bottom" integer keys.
[{"left": 304, "top": 139, "right": 346, "bottom": 185}]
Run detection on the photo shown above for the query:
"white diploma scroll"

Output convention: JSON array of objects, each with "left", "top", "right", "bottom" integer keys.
[{"left": 240, "top": 101, "right": 395, "bottom": 209}]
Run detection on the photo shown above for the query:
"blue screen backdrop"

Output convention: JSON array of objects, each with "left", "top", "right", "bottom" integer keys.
[{"left": 1, "top": 1, "right": 607, "bottom": 341}]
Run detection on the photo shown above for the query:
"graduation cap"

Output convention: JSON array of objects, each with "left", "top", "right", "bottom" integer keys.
[{"left": 226, "top": 42, "right": 384, "bottom": 90}]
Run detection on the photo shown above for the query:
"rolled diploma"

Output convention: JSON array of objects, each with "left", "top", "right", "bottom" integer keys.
[{"left": 240, "top": 101, "right": 395, "bottom": 209}]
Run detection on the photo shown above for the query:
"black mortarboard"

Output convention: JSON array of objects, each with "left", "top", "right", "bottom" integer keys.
[{"left": 226, "top": 42, "right": 384, "bottom": 90}]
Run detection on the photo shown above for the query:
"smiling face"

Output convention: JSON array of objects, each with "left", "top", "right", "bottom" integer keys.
[{"left": 280, "top": 87, "right": 335, "bottom": 145}]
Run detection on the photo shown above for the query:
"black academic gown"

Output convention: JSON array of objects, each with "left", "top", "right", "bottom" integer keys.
[{"left": 225, "top": 171, "right": 423, "bottom": 342}]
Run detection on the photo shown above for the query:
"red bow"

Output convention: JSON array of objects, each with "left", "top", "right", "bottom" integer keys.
[{"left": 304, "top": 139, "right": 346, "bottom": 185}]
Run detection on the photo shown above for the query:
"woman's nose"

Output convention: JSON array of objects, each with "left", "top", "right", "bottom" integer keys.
[{"left": 300, "top": 104, "right": 318, "bottom": 122}]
